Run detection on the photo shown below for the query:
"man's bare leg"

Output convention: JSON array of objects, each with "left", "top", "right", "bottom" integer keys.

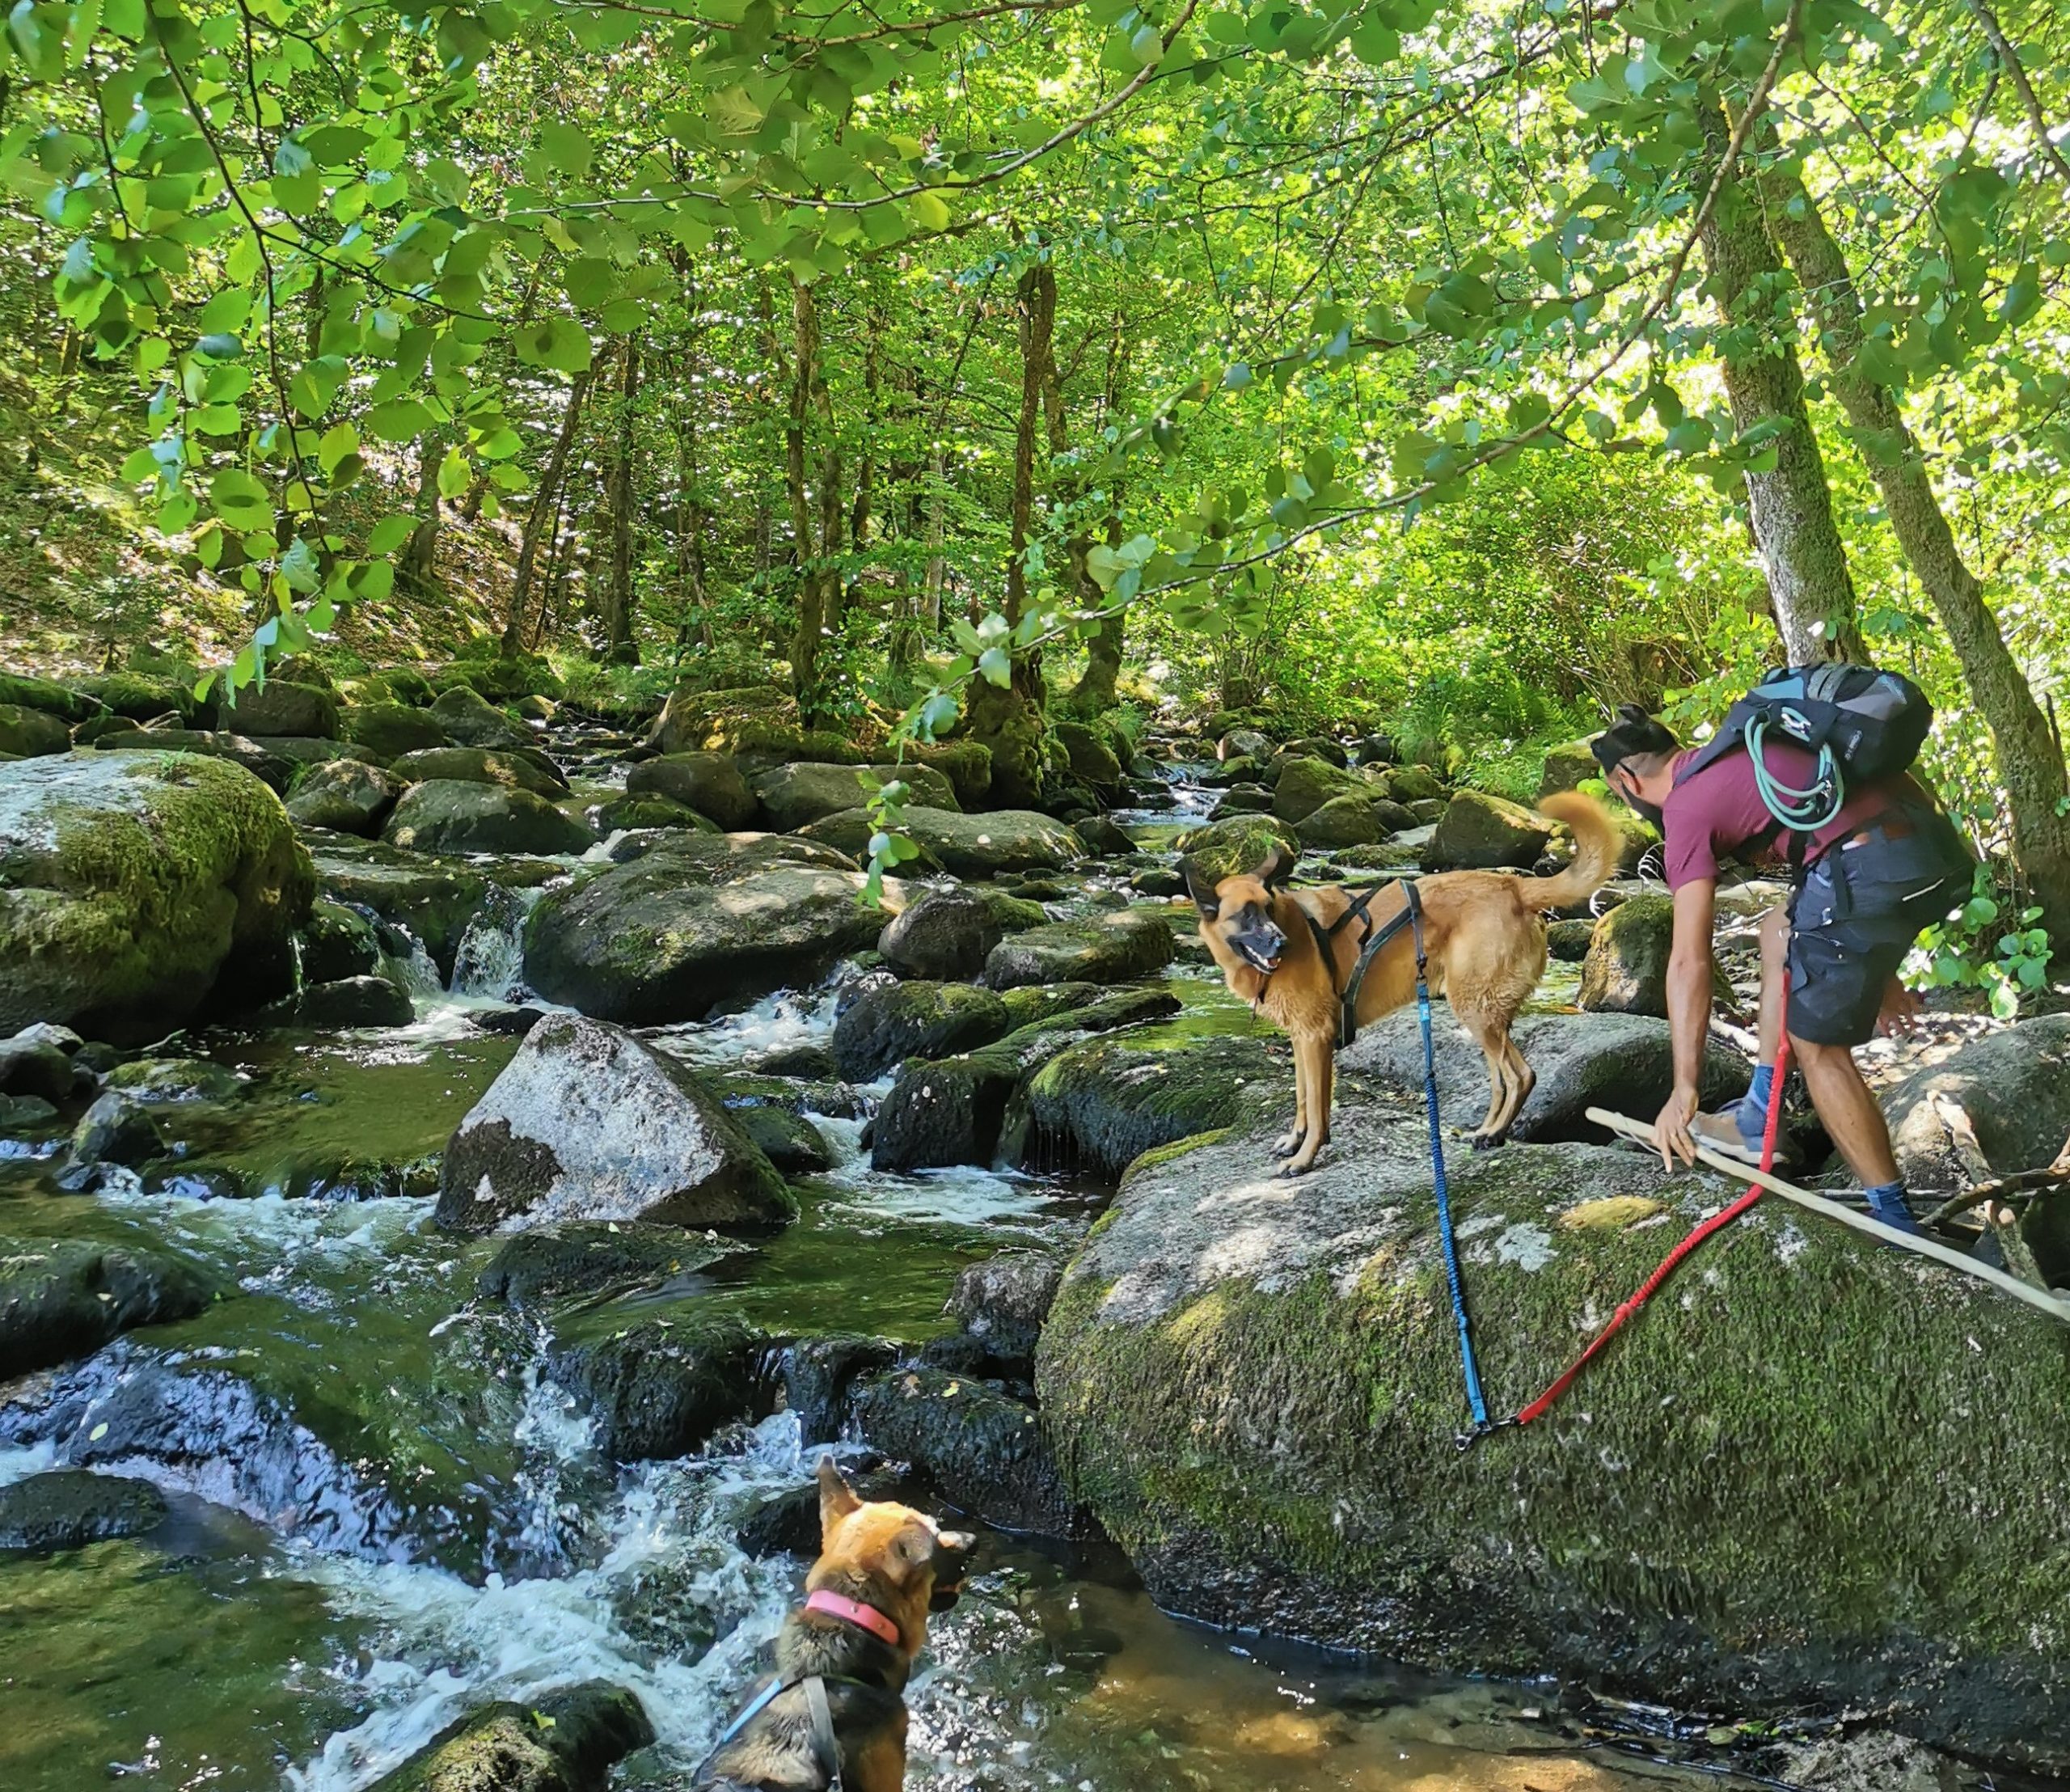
[{"left": 1790, "top": 1034, "right": 1901, "bottom": 1188}]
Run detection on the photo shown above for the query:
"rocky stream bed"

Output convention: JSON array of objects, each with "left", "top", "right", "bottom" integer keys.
[{"left": 1, "top": 669, "right": 2065, "bottom": 1792}]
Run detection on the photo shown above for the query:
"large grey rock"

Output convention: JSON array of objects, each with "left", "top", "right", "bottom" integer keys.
[
  {"left": 980, "top": 907, "right": 1175, "bottom": 991},
  {"left": 212, "top": 679, "right": 339, "bottom": 739},
  {"left": 383, "top": 780, "right": 593, "bottom": 857},
  {"left": 1271, "top": 754, "right": 1361, "bottom": 823},
  {"left": 286, "top": 759, "right": 404, "bottom": 836},
  {"left": 0, "top": 704, "right": 71, "bottom": 758},
  {"left": 1041, "top": 1102, "right": 2070, "bottom": 1773},
  {"left": 877, "top": 886, "right": 1048, "bottom": 980},
  {"left": 1340, "top": 1009, "right": 1747, "bottom": 1143},
  {"left": 624, "top": 751, "right": 757, "bottom": 830},
  {"left": 752, "top": 759, "right": 958, "bottom": 831},
  {"left": 0, "top": 751, "right": 312, "bottom": 1041},
  {"left": 387, "top": 745, "right": 568, "bottom": 797},
  {"left": 1578, "top": 892, "right": 1675, "bottom": 1016},
  {"left": 1423, "top": 790, "right": 1552, "bottom": 870},
  {"left": 1172, "top": 814, "right": 1301, "bottom": 883},
  {"left": 437, "top": 1013, "right": 794, "bottom": 1233},
  {"left": 0, "top": 1033, "right": 76, "bottom": 1101},
  {"left": 523, "top": 851, "right": 887, "bottom": 1024},
  {"left": 306, "top": 836, "right": 490, "bottom": 978},
  {"left": 429, "top": 683, "right": 534, "bottom": 750},
  {"left": 802, "top": 805, "right": 1081, "bottom": 879},
  {"left": 0, "top": 1236, "right": 217, "bottom": 1377},
  {"left": 1292, "top": 792, "right": 1385, "bottom": 849},
  {"left": 1538, "top": 738, "right": 1599, "bottom": 798},
  {"left": 1886, "top": 1014, "right": 2070, "bottom": 1190},
  {"left": 948, "top": 1249, "right": 1067, "bottom": 1363}
]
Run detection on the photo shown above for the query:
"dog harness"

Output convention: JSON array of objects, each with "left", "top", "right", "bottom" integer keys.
[{"left": 1282, "top": 876, "right": 1424, "bottom": 1050}]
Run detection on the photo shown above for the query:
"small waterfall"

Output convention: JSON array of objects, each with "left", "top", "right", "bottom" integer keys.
[
  {"left": 378, "top": 925, "right": 446, "bottom": 1004},
  {"left": 450, "top": 885, "right": 539, "bottom": 1004}
]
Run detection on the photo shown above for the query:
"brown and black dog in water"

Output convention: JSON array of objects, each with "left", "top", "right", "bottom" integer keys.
[
  {"left": 694, "top": 1456, "right": 975, "bottom": 1792},
  {"left": 1184, "top": 791, "right": 1620, "bottom": 1174}
]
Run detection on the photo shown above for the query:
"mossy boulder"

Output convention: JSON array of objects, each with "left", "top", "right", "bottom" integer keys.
[
  {"left": 343, "top": 702, "right": 450, "bottom": 758},
  {"left": 592, "top": 794, "right": 720, "bottom": 835},
  {"left": 305, "top": 836, "right": 490, "bottom": 978},
  {"left": 0, "top": 672, "right": 101, "bottom": 723},
  {"left": 1578, "top": 892, "right": 1675, "bottom": 1016},
  {"left": 1040, "top": 1103, "right": 2070, "bottom": 1771},
  {"left": 366, "top": 1680, "right": 653, "bottom": 1792},
  {"left": 732, "top": 1101, "right": 834, "bottom": 1173},
  {"left": 1538, "top": 738, "right": 1600, "bottom": 798},
  {"left": 1423, "top": 789, "right": 1552, "bottom": 870},
  {"left": 1388, "top": 763, "right": 1447, "bottom": 803},
  {"left": 910, "top": 738, "right": 992, "bottom": 809},
  {"left": 285, "top": 759, "right": 404, "bottom": 836},
  {"left": 868, "top": 987, "right": 1181, "bottom": 1173},
  {"left": 646, "top": 684, "right": 801, "bottom": 755},
  {"left": 94, "top": 727, "right": 293, "bottom": 791},
  {"left": 209, "top": 679, "right": 339, "bottom": 739},
  {"left": 523, "top": 851, "right": 885, "bottom": 1024},
  {"left": 438, "top": 1013, "right": 793, "bottom": 1233},
  {"left": 980, "top": 907, "right": 1175, "bottom": 991},
  {"left": 1052, "top": 719, "right": 1123, "bottom": 792},
  {"left": 429, "top": 684, "right": 534, "bottom": 750},
  {"left": 623, "top": 750, "right": 757, "bottom": 830},
  {"left": 0, "top": 704, "right": 71, "bottom": 758},
  {"left": 1172, "top": 814, "right": 1302, "bottom": 883},
  {"left": 0, "top": 751, "right": 313, "bottom": 1040},
  {"left": 1270, "top": 755, "right": 1361, "bottom": 823},
  {"left": 805, "top": 805, "right": 1081, "bottom": 879},
  {"left": 0, "top": 1234, "right": 218, "bottom": 1377},
  {"left": 751, "top": 759, "right": 958, "bottom": 831},
  {"left": 476, "top": 1224, "right": 740, "bottom": 1305},
  {"left": 831, "top": 980, "right": 1012, "bottom": 1082},
  {"left": 877, "top": 886, "right": 1049, "bottom": 980},
  {"left": 391, "top": 744, "right": 567, "bottom": 797},
  {"left": 1294, "top": 792, "right": 1385, "bottom": 849},
  {"left": 368, "top": 667, "right": 437, "bottom": 708},
  {"left": 547, "top": 1297, "right": 775, "bottom": 1462},
  {"left": 383, "top": 780, "right": 593, "bottom": 857},
  {"left": 1000, "top": 1025, "right": 1290, "bottom": 1178}
]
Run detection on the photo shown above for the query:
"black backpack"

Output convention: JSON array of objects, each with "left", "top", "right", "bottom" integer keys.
[{"left": 1675, "top": 661, "right": 1935, "bottom": 843}]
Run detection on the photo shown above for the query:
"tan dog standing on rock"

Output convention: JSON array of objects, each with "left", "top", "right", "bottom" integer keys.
[
  {"left": 1184, "top": 792, "right": 1620, "bottom": 1174},
  {"left": 694, "top": 1456, "right": 975, "bottom": 1792}
]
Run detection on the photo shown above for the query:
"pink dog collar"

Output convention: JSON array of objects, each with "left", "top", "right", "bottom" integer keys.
[{"left": 804, "top": 1588, "right": 903, "bottom": 1649}]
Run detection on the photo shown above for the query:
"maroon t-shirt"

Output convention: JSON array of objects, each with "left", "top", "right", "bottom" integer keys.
[{"left": 1661, "top": 742, "right": 1912, "bottom": 891}]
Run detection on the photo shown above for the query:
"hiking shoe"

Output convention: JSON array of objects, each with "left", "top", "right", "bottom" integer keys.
[
  {"left": 1865, "top": 1186, "right": 1926, "bottom": 1236},
  {"left": 1689, "top": 1107, "right": 1791, "bottom": 1169}
]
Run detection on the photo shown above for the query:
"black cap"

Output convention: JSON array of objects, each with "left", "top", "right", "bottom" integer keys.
[{"left": 1591, "top": 704, "right": 1679, "bottom": 775}]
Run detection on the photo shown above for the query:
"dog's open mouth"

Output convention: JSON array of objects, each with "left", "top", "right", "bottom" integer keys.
[{"left": 1235, "top": 938, "right": 1282, "bottom": 974}]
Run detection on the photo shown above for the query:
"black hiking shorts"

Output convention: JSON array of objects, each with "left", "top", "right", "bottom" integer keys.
[{"left": 1786, "top": 805, "right": 1971, "bottom": 1047}]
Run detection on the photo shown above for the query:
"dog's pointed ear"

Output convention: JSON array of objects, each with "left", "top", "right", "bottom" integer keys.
[
  {"left": 1250, "top": 844, "right": 1297, "bottom": 891},
  {"left": 817, "top": 1453, "right": 861, "bottom": 1540},
  {"left": 1181, "top": 856, "right": 1221, "bottom": 919}
]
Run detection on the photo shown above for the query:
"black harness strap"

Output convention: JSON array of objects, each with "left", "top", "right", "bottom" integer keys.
[{"left": 1286, "top": 877, "right": 1420, "bottom": 1050}]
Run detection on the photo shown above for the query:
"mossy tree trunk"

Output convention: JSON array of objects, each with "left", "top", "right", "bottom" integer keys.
[
  {"left": 1761, "top": 158, "right": 2070, "bottom": 937},
  {"left": 782, "top": 274, "right": 845, "bottom": 728},
  {"left": 1062, "top": 312, "right": 1130, "bottom": 720},
  {"left": 1696, "top": 96, "right": 1865, "bottom": 666},
  {"left": 403, "top": 425, "right": 442, "bottom": 590},
  {"left": 967, "top": 260, "right": 1057, "bottom": 807},
  {"left": 502, "top": 366, "right": 591, "bottom": 658}
]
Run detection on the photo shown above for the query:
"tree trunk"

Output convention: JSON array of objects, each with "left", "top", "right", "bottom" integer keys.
[
  {"left": 784, "top": 276, "right": 843, "bottom": 726},
  {"left": 1063, "top": 314, "right": 1131, "bottom": 719},
  {"left": 403, "top": 428, "right": 442, "bottom": 589},
  {"left": 503, "top": 368, "right": 591, "bottom": 657},
  {"left": 601, "top": 337, "right": 641, "bottom": 665},
  {"left": 966, "top": 264, "right": 1056, "bottom": 807},
  {"left": 1695, "top": 97, "right": 1865, "bottom": 665},
  {"left": 1763, "top": 161, "right": 2070, "bottom": 936}
]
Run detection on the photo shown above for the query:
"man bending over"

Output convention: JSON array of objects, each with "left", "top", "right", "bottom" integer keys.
[{"left": 1591, "top": 706, "right": 1971, "bottom": 1235}]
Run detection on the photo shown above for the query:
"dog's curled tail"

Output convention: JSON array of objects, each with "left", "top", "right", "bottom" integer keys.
[{"left": 1531, "top": 791, "right": 1621, "bottom": 911}]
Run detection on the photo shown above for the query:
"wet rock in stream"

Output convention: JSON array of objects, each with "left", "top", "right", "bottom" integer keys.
[
  {"left": 0, "top": 1469, "right": 167, "bottom": 1553},
  {"left": 875, "top": 885, "right": 1049, "bottom": 981},
  {"left": 547, "top": 1300, "right": 775, "bottom": 1462},
  {"left": 383, "top": 779, "right": 594, "bottom": 858},
  {"left": 437, "top": 1014, "right": 794, "bottom": 1234},
  {"left": 830, "top": 979, "right": 1012, "bottom": 1083},
  {"left": 284, "top": 758, "right": 404, "bottom": 835},
  {"left": 779, "top": 1333, "right": 898, "bottom": 1443},
  {"left": 0, "top": 1236, "right": 218, "bottom": 1376},
  {"left": 365, "top": 1678, "right": 653, "bottom": 1792},
  {"left": 475, "top": 1223, "right": 741, "bottom": 1305},
  {"left": 979, "top": 906, "right": 1176, "bottom": 990}
]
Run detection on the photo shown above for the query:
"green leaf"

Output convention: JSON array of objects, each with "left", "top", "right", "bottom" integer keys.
[
  {"left": 537, "top": 122, "right": 595, "bottom": 180},
  {"left": 367, "top": 515, "right": 416, "bottom": 555},
  {"left": 976, "top": 646, "right": 1012, "bottom": 687},
  {"left": 437, "top": 448, "right": 471, "bottom": 499},
  {"left": 516, "top": 316, "right": 594, "bottom": 374},
  {"left": 318, "top": 421, "right": 359, "bottom": 473},
  {"left": 908, "top": 190, "right": 951, "bottom": 233},
  {"left": 367, "top": 400, "right": 433, "bottom": 442},
  {"left": 209, "top": 468, "right": 272, "bottom": 531}
]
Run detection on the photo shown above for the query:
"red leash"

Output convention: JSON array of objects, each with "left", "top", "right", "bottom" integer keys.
[{"left": 1504, "top": 1027, "right": 1792, "bottom": 1431}]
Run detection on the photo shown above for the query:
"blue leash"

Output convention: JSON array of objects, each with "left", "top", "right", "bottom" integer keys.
[{"left": 1405, "top": 885, "right": 1489, "bottom": 1431}]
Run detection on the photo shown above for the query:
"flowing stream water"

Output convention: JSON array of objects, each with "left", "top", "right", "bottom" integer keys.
[{"left": 0, "top": 755, "right": 1782, "bottom": 1792}]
